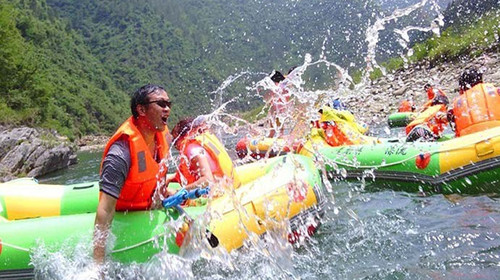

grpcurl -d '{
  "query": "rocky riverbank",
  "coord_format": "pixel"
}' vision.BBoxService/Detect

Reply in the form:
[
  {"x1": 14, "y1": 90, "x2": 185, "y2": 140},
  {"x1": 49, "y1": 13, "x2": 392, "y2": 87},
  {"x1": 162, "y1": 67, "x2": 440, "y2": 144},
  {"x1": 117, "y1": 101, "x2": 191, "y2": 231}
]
[
  {"x1": 346, "y1": 52, "x2": 500, "y2": 125},
  {"x1": 76, "y1": 135, "x2": 109, "y2": 152},
  {"x1": 0, "y1": 126, "x2": 79, "y2": 182}
]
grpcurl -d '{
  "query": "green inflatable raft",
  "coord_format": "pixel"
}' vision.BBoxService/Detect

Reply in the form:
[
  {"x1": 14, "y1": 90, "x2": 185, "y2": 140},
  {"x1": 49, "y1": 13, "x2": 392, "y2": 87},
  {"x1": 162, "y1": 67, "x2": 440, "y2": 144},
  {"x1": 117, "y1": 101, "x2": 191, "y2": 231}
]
[
  {"x1": 319, "y1": 126, "x2": 500, "y2": 194},
  {"x1": 387, "y1": 112, "x2": 416, "y2": 128},
  {"x1": 0, "y1": 154, "x2": 326, "y2": 278}
]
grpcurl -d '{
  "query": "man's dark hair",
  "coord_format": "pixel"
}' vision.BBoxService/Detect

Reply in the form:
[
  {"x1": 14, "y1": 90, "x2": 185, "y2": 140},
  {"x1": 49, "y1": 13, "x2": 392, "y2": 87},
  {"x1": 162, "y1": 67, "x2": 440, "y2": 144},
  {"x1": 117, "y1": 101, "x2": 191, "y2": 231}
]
[
  {"x1": 424, "y1": 83, "x2": 432, "y2": 91},
  {"x1": 459, "y1": 67, "x2": 483, "y2": 91},
  {"x1": 270, "y1": 71, "x2": 285, "y2": 83},
  {"x1": 130, "y1": 84, "x2": 166, "y2": 119}
]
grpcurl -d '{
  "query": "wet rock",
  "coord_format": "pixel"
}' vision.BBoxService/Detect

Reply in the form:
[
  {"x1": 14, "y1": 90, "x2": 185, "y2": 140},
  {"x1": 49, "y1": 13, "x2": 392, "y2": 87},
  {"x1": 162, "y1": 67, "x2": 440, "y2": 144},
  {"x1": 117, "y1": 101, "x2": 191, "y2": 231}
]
[
  {"x1": 77, "y1": 135, "x2": 108, "y2": 151},
  {"x1": 0, "y1": 127, "x2": 77, "y2": 182},
  {"x1": 393, "y1": 86, "x2": 408, "y2": 96}
]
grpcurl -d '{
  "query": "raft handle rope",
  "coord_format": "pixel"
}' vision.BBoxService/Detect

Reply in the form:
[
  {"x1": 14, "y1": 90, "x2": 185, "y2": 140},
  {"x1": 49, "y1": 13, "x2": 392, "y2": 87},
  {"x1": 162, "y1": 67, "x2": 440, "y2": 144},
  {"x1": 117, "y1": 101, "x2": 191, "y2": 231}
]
[
  {"x1": 0, "y1": 241, "x2": 30, "y2": 252},
  {"x1": 1, "y1": 188, "x2": 212, "y2": 254},
  {"x1": 0, "y1": 228, "x2": 182, "y2": 255},
  {"x1": 0, "y1": 230, "x2": 176, "y2": 255}
]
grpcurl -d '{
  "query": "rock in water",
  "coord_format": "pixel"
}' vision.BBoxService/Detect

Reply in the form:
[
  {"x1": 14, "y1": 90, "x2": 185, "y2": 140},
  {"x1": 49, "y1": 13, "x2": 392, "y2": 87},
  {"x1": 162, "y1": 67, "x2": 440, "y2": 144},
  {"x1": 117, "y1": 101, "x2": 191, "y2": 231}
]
[{"x1": 0, "y1": 126, "x2": 77, "y2": 182}]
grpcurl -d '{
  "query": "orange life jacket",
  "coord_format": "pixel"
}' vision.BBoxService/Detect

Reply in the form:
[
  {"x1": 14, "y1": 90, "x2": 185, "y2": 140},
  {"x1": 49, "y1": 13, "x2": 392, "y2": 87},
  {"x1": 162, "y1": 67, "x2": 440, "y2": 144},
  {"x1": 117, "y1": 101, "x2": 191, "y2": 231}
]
[
  {"x1": 177, "y1": 142, "x2": 223, "y2": 184},
  {"x1": 422, "y1": 88, "x2": 448, "y2": 111},
  {"x1": 427, "y1": 87, "x2": 447, "y2": 100},
  {"x1": 427, "y1": 87, "x2": 435, "y2": 100},
  {"x1": 453, "y1": 83, "x2": 500, "y2": 136},
  {"x1": 398, "y1": 100, "x2": 415, "y2": 112},
  {"x1": 101, "y1": 117, "x2": 170, "y2": 211},
  {"x1": 177, "y1": 131, "x2": 238, "y2": 187},
  {"x1": 319, "y1": 122, "x2": 355, "y2": 147}
]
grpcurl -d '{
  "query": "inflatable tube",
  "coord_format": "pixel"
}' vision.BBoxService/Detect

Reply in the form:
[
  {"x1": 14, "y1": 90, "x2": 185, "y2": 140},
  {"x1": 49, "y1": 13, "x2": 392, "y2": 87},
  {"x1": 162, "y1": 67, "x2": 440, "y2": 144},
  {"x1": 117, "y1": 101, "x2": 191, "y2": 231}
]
[
  {"x1": 0, "y1": 154, "x2": 326, "y2": 275},
  {"x1": 236, "y1": 123, "x2": 377, "y2": 161},
  {"x1": 388, "y1": 112, "x2": 417, "y2": 127},
  {"x1": 0, "y1": 178, "x2": 99, "y2": 220},
  {"x1": 235, "y1": 137, "x2": 291, "y2": 159},
  {"x1": 296, "y1": 124, "x2": 380, "y2": 158},
  {"x1": 236, "y1": 107, "x2": 371, "y2": 160},
  {"x1": 319, "y1": 126, "x2": 500, "y2": 194}
]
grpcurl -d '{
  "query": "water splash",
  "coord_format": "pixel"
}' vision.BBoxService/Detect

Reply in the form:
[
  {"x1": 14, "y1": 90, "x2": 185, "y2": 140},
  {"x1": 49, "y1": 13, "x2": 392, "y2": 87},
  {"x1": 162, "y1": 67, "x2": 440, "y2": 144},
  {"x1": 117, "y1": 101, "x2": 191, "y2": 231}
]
[
  {"x1": 363, "y1": 0, "x2": 444, "y2": 82},
  {"x1": 33, "y1": 1, "x2": 482, "y2": 279}
]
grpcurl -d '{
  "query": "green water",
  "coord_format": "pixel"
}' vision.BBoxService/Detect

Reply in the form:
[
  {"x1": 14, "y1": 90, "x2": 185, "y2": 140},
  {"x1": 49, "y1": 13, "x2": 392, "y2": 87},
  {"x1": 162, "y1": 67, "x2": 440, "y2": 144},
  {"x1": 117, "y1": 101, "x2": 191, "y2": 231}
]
[
  {"x1": 192, "y1": 189, "x2": 500, "y2": 279},
  {"x1": 38, "y1": 150, "x2": 102, "y2": 185}
]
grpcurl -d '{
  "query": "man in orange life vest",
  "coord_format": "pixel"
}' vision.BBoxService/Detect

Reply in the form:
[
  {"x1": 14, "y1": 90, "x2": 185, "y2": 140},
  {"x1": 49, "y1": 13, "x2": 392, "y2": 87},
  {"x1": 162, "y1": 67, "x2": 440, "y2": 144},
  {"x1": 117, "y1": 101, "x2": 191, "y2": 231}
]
[
  {"x1": 448, "y1": 67, "x2": 500, "y2": 137},
  {"x1": 420, "y1": 83, "x2": 449, "y2": 112},
  {"x1": 405, "y1": 83, "x2": 450, "y2": 142},
  {"x1": 93, "y1": 84, "x2": 172, "y2": 265}
]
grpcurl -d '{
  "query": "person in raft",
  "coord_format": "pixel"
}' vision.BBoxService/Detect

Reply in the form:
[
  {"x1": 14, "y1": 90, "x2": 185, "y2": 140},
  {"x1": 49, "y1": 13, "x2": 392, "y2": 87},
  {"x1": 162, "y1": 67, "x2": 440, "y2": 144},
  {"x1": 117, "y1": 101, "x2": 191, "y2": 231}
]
[
  {"x1": 93, "y1": 84, "x2": 173, "y2": 265},
  {"x1": 419, "y1": 83, "x2": 449, "y2": 112},
  {"x1": 264, "y1": 70, "x2": 290, "y2": 138},
  {"x1": 448, "y1": 67, "x2": 500, "y2": 137},
  {"x1": 405, "y1": 83, "x2": 450, "y2": 142},
  {"x1": 400, "y1": 83, "x2": 448, "y2": 114},
  {"x1": 331, "y1": 97, "x2": 348, "y2": 111},
  {"x1": 398, "y1": 99, "x2": 415, "y2": 113},
  {"x1": 166, "y1": 117, "x2": 239, "y2": 196}
]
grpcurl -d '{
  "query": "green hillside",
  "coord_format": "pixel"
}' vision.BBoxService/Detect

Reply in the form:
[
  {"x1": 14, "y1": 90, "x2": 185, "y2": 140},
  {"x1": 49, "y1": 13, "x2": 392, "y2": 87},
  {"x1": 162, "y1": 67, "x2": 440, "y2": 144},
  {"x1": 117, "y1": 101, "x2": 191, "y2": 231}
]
[
  {"x1": 367, "y1": 1, "x2": 500, "y2": 80},
  {"x1": 46, "y1": 0, "x2": 378, "y2": 111},
  {"x1": 1, "y1": 0, "x2": 494, "y2": 139},
  {"x1": 2, "y1": 0, "x2": 381, "y2": 139},
  {"x1": 0, "y1": 0, "x2": 128, "y2": 139}
]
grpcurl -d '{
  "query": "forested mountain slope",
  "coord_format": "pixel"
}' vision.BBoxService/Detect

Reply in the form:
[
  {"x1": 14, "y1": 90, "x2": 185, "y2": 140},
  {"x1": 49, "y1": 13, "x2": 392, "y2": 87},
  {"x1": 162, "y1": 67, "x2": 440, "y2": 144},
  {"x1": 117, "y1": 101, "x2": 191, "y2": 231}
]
[
  {"x1": 0, "y1": 0, "x2": 496, "y2": 139},
  {"x1": 0, "y1": 0, "x2": 127, "y2": 138},
  {"x1": 46, "y1": 0, "x2": 379, "y2": 113}
]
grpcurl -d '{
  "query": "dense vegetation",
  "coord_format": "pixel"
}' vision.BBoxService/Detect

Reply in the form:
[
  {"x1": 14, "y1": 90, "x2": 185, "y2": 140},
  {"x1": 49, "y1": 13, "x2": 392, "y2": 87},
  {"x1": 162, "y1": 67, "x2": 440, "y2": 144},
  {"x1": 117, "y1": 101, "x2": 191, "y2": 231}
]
[
  {"x1": 366, "y1": 0, "x2": 500, "y2": 80},
  {"x1": 0, "y1": 0, "x2": 127, "y2": 139},
  {"x1": 1, "y1": 0, "x2": 381, "y2": 138},
  {"x1": 0, "y1": 0, "x2": 496, "y2": 139},
  {"x1": 46, "y1": 0, "x2": 380, "y2": 112},
  {"x1": 443, "y1": 0, "x2": 500, "y2": 28}
]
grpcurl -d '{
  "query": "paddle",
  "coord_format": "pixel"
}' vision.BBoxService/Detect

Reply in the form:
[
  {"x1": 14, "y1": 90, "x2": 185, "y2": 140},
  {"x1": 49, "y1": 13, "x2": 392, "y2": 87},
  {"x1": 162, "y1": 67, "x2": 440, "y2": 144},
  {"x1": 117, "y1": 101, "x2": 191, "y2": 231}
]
[{"x1": 162, "y1": 188, "x2": 219, "y2": 248}]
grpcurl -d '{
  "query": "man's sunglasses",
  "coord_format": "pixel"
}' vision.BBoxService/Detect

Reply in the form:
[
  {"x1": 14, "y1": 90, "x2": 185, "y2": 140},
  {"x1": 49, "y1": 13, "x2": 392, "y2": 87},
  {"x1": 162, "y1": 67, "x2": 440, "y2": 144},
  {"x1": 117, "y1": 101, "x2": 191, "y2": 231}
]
[{"x1": 144, "y1": 100, "x2": 172, "y2": 109}]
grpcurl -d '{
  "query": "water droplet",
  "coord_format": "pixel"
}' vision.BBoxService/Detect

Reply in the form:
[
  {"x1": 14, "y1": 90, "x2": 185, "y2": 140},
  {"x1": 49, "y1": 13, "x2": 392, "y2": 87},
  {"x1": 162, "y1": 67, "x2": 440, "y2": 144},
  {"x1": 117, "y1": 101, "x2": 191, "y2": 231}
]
[
  {"x1": 384, "y1": 126, "x2": 391, "y2": 135},
  {"x1": 340, "y1": 168, "x2": 347, "y2": 178}
]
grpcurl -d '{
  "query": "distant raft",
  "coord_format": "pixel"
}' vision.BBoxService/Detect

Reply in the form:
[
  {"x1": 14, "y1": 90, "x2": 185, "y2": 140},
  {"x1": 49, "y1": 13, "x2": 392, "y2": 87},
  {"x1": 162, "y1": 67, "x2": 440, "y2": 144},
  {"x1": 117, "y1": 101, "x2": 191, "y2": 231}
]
[
  {"x1": 236, "y1": 106, "x2": 376, "y2": 159},
  {"x1": 0, "y1": 154, "x2": 326, "y2": 277},
  {"x1": 319, "y1": 126, "x2": 500, "y2": 194},
  {"x1": 235, "y1": 136, "x2": 292, "y2": 159},
  {"x1": 387, "y1": 111, "x2": 417, "y2": 128}
]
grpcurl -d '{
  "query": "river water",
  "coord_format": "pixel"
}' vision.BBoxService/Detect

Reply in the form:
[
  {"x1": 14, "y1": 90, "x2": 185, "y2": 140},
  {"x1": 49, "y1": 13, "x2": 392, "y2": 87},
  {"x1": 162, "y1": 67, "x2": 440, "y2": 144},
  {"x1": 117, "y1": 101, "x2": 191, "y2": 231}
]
[
  {"x1": 36, "y1": 135, "x2": 500, "y2": 279},
  {"x1": 38, "y1": 150, "x2": 102, "y2": 185}
]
